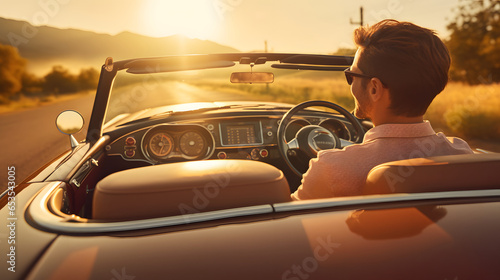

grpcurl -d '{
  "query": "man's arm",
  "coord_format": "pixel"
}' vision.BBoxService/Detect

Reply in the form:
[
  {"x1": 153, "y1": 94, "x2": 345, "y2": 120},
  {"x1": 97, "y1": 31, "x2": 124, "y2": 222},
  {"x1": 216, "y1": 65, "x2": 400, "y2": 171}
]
[{"x1": 291, "y1": 150, "x2": 339, "y2": 200}]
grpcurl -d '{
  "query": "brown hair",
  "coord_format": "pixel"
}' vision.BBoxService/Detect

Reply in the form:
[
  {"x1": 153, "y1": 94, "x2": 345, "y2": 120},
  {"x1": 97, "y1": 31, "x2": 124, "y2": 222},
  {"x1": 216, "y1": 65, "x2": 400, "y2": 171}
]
[{"x1": 354, "y1": 19, "x2": 450, "y2": 117}]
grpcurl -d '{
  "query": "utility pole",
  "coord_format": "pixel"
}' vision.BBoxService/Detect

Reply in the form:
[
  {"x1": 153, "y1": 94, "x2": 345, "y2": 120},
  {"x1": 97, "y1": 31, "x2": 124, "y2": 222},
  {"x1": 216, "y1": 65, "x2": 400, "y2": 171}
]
[
  {"x1": 350, "y1": 6, "x2": 364, "y2": 27},
  {"x1": 264, "y1": 40, "x2": 268, "y2": 53}
]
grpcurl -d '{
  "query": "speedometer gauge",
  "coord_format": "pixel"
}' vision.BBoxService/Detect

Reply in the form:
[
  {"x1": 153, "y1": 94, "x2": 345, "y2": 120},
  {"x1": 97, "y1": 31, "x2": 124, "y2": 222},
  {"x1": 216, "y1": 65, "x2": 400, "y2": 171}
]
[
  {"x1": 148, "y1": 132, "x2": 173, "y2": 157},
  {"x1": 179, "y1": 131, "x2": 205, "y2": 157}
]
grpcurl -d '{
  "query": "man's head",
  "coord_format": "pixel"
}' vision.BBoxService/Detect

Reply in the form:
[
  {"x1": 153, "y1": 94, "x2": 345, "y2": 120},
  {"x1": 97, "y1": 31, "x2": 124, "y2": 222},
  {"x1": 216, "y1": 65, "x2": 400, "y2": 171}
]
[{"x1": 348, "y1": 19, "x2": 451, "y2": 121}]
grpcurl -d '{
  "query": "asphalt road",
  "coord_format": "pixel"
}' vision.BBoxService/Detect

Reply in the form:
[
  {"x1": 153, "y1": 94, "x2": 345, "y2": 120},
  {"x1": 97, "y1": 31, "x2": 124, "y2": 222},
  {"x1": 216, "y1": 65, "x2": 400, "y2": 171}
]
[
  {"x1": 0, "y1": 82, "x2": 263, "y2": 193},
  {"x1": 0, "y1": 94, "x2": 94, "y2": 193}
]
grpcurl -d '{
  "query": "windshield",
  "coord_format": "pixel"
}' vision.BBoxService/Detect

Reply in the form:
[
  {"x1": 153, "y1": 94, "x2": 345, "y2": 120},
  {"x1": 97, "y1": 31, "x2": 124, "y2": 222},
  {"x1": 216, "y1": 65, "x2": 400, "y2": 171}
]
[{"x1": 105, "y1": 63, "x2": 351, "y2": 124}]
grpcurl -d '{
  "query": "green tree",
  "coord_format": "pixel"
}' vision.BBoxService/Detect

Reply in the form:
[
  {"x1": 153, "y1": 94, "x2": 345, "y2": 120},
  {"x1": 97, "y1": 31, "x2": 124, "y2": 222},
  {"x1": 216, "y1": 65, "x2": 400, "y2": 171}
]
[
  {"x1": 0, "y1": 43, "x2": 26, "y2": 102},
  {"x1": 446, "y1": 0, "x2": 500, "y2": 84},
  {"x1": 43, "y1": 65, "x2": 78, "y2": 94}
]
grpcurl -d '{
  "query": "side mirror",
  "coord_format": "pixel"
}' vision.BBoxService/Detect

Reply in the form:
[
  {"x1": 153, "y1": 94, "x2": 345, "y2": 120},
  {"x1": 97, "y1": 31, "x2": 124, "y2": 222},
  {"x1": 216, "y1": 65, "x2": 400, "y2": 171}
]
[
  {"x1": 56, "y1": 110, "x2": 84, "y2": 149},
  {"x1": 230, "y1": 72, "x2": 274, "y2": 83}
]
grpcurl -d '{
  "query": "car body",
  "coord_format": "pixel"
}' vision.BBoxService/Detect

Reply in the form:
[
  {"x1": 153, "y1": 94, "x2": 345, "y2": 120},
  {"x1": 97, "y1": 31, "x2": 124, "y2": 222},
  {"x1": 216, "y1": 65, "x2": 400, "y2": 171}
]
[{"x1": 1, "y1": 53, "x2": 500, "y2": 280}]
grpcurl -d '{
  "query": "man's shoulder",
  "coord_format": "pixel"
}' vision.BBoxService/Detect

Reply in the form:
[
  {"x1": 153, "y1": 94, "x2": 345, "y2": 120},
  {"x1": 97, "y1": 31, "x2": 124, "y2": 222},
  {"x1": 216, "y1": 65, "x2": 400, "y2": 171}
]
[
  {"x1": 444, "y1": 134, "x2": 469, "y2": 145},
  {"x1": 317, "y1": 142, "x2": 374, "y2": 160},
  {"x1": 436, "y1": 133, "x2": 474, "y2": 153}
]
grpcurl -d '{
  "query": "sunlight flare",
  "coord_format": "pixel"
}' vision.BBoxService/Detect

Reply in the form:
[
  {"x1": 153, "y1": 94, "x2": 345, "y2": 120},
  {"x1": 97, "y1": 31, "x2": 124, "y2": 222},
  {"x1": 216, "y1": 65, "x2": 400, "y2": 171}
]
[{"x1": 142, "y1": 0, "x2": 218, "y2": 39}]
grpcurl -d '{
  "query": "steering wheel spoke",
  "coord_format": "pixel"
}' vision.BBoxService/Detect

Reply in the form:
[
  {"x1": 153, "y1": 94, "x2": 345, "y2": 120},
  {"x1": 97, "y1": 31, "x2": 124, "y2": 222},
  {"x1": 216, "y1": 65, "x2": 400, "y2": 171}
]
[
  {"x1": 339, "y1": 138, "x2": 355, "y2": 148},
  {"x1": 287, "y1": 138, "x2": 300, "y2": 150}
]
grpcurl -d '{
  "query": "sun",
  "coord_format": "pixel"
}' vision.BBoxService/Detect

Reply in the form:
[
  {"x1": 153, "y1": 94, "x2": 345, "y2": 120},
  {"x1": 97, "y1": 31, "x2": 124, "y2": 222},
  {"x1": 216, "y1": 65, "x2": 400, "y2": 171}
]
[{"x1": 142, "y1": 0, "x2": 218, "y2": 39}]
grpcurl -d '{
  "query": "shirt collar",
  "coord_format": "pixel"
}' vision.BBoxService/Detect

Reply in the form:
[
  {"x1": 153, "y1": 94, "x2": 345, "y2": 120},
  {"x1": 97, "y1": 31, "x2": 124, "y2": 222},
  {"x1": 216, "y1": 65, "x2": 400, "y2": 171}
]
[{"x1": 363, "y1": 121, "x2": 436, "y2": 143}]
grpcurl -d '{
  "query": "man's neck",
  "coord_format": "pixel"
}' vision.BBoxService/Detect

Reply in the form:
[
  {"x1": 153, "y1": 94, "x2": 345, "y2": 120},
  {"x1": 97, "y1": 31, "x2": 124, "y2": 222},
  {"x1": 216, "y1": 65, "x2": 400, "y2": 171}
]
[{"x1": 372, "y1": 115, "x2": 424, "y2": 126}]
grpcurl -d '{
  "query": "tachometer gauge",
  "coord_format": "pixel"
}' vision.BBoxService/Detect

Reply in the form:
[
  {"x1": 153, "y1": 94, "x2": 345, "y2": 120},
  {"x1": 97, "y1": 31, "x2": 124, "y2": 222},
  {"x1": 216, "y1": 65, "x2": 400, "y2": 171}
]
[
  {"x1": 319, "y1": 119, "x2": 351, "y2": 140},
  {"x1": 179, "y1": 131, "x2": 206, "y2": 157},
  {"x1": 148, "y1": 132, "x2": 173, "y2": 157}
]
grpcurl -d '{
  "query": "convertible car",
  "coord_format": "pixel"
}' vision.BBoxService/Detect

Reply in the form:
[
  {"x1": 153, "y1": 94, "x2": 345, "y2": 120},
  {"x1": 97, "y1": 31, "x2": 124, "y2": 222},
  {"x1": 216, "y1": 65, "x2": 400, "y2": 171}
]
[{"x1": 1, "y1": 53, "x2": 500, "y2": 279}]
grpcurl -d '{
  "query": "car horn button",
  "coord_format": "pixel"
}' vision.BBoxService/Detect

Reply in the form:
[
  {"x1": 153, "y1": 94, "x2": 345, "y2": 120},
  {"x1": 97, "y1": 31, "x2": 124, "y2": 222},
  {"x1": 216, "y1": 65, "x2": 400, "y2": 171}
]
[{"x1": 309, "y1": 129, "x2": 336, "y2": 151}]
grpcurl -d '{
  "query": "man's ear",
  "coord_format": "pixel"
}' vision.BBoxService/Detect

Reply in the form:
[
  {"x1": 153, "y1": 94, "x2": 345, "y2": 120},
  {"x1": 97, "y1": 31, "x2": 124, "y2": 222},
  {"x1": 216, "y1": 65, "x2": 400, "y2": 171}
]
[{"x1": 368, "y1": 78, "x2": 386, "y2": 102}]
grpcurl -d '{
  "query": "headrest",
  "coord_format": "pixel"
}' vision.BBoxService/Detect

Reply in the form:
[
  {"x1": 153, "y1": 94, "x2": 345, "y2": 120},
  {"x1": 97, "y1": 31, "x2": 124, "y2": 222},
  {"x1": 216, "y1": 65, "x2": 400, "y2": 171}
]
[
  {"x1": 93, "y1": 160, "x2": 291, "y2": 220},
  {"x1": 364, "y1": 153, "x2": 500, "y2": 195}
]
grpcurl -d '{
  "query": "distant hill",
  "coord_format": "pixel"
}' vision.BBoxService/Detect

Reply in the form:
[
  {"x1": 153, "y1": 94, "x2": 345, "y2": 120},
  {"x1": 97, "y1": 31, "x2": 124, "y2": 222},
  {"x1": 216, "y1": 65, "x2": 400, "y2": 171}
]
[{"x1": 0, "y1": 17, "x2": 239, "y2": 74}]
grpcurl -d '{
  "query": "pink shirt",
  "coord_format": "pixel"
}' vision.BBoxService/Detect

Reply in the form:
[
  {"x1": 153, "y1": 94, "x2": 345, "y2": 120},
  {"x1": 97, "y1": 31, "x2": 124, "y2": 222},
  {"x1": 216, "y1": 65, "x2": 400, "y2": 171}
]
[{"x1": 291, "y1": 121, "x2": 473, "y2": 200}]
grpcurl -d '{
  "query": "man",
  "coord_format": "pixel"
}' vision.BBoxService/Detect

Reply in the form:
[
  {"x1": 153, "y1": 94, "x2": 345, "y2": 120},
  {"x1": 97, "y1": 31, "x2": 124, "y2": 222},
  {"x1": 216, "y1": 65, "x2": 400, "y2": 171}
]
[{"x1": 291, "y1": 19, "x2": 473, "y2": 200}]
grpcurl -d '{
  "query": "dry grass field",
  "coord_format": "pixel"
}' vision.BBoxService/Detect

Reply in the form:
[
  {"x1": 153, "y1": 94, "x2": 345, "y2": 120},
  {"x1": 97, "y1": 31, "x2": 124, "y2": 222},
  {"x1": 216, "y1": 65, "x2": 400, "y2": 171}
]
[{"x1": 426, "y1": 82, "x2": 500, "y2": 140}]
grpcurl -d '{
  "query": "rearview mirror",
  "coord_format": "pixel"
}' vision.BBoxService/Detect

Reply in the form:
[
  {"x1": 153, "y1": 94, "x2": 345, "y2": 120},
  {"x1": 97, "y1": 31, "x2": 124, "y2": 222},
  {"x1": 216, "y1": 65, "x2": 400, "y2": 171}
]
[{"x1": 230, "y1": 72, "x2": 274, "y2": 83}]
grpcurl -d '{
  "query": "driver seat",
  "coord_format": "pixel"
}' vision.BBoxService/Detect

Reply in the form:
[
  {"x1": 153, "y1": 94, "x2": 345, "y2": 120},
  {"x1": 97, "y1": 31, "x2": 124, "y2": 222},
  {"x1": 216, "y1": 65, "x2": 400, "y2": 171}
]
[{"x1": 363, "y1": 153, "x2": 500, "y2": 195}]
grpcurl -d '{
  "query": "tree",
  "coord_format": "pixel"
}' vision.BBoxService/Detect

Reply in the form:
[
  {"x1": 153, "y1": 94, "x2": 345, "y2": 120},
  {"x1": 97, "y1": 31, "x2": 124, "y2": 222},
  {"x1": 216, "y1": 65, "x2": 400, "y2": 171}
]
[
  {"x1": 446, "y1": 0, "x2": 500, "y2": 84},
  {"x1": 0, "y1": 43, "x2": 26, "y2": 102},
  {"x1": 77, "y1": 67, "x2": 99, "y2": 90},
  {"x1": 21, "y1": 72, "x2": 43, "y2": 94},
  {"x1": 43, "y1": 65, "x2": 78, "y2": 94},
  {"x1": 332, "y1": 48, "x2": 357, "y2": 56}
]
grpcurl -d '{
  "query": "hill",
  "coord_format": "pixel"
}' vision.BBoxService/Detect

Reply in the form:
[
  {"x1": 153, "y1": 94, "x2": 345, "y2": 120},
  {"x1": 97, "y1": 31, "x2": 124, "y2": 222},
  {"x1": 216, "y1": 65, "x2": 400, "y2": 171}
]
[{"x1": 0, "y1": 17, "x2": 239, "y2": 74}]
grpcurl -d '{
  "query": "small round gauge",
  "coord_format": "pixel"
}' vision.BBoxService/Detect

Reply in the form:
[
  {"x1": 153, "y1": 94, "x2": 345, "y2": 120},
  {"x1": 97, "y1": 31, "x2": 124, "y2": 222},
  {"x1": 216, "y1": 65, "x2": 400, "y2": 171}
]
[
  {"x1": 148, "y1": 132, "x2": 173, "y2": 157},
  {"x1": 179, "y1": 131, "x2": 206, "y2": 157},
  {"x1": 285, "y1": 119, "x2": 310, "y2": 141}
]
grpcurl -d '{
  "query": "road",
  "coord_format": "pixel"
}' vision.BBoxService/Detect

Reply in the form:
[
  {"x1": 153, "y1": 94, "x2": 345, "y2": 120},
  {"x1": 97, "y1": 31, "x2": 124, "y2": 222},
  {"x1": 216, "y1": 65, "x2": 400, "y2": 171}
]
[
  {"x1": 0, "y1": 82, "x2": 264, "y2": 193},
  {"x1": 0, "y1": 94, "x2": 94, "y2": 193}
]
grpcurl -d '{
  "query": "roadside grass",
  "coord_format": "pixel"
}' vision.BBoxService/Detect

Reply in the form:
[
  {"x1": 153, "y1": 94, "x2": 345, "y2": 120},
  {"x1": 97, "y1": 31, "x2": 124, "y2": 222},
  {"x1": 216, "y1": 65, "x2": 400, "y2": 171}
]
[
  {"x1": 191, "y1": 77, "x2": 355, "y2": 109},
  {"x1": 425, "y1": 82, "x2": 500, "y2": 141},
  {"x1": 0, "y1": 91, "x2": 92, "y2": 114}
]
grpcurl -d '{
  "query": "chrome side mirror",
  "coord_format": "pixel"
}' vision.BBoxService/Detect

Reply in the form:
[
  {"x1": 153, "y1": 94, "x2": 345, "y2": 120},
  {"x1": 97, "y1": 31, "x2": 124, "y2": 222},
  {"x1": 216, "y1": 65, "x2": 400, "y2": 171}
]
[{"x1": 56, "y1": 110, "x2": 84, "y2": 149}]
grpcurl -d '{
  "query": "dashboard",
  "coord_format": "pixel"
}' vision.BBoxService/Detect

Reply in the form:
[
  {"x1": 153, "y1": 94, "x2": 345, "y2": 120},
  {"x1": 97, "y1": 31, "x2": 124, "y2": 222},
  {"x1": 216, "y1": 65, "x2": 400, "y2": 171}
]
[{"x1": 105, "y1": 115, "x2": 355, "y2": 165}]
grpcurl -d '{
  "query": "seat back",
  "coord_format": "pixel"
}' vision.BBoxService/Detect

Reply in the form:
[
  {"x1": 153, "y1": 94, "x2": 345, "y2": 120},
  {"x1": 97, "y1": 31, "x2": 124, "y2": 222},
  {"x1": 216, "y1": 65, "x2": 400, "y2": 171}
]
[
  {"x1": 363, "y1": 153, "x2": 500, "y2": 195},
  {"x1": 93, "y1": 160, "x2": 291, "y2": 220}
]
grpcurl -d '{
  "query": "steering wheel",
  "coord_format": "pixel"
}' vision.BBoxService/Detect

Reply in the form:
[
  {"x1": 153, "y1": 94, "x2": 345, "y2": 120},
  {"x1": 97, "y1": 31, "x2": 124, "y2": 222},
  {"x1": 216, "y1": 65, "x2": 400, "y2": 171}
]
[{"x1": 277, "y1": 100, "x2": 365, "y2": 177}]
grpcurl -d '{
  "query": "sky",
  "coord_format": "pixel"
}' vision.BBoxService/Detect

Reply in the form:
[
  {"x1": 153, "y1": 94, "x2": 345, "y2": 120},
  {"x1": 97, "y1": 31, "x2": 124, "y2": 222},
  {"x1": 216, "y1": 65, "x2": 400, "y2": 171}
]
[{"x1": 1, "y1": 0, "x2": 461, "y2": 53}]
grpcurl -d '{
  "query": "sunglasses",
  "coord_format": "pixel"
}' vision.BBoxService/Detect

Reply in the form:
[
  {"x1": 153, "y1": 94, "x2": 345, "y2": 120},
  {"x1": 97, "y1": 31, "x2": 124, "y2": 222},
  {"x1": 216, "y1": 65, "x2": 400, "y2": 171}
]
[{"x1": 344, "y1": 68, "x2": 377, "y2": 85}]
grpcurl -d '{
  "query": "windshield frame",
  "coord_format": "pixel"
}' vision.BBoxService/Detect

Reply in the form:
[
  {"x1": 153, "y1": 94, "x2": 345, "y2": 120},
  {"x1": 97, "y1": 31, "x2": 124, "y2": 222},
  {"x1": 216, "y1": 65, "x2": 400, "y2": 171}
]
[{"x1": 86, "y1": 53, "x2": 354, "y2": 145}]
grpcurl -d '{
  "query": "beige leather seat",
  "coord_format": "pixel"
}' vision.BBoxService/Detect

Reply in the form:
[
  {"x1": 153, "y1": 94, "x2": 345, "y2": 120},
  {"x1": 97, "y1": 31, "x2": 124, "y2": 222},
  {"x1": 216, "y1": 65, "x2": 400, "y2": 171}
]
[
  {"x1": 93, "y1": 160, "x2": 291, "y2": 220},
  {"x1": 363, "y1": 153, "x2": 500, "y2": 195}
]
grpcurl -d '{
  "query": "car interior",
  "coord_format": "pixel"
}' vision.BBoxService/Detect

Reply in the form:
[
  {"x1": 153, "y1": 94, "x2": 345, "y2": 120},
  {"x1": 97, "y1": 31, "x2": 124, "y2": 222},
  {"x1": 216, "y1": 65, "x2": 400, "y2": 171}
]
[
  {"x1": 56, "y1": 106, "x2": 365, "y2": 220},
  {"x1": 38, "y1": 54, "x2": 500, "y2": 227},
  {"x1": 47, "y1": 109, "x2": 500, "y2": 223}
]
